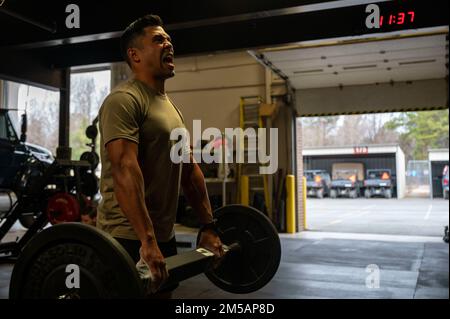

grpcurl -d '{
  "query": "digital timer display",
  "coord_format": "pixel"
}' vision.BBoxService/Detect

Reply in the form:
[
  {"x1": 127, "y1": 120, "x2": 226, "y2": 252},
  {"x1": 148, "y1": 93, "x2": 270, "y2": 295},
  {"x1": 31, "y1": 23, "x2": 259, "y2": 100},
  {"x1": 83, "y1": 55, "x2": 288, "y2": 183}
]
[{"x1": 380, "y1": 11, "x2": 415, "y2": 26}]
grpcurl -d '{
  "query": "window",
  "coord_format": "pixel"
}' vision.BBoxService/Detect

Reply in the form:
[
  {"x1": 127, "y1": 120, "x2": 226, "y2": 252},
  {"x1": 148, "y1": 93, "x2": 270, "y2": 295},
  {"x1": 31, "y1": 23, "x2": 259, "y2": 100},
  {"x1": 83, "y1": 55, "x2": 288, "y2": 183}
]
[
  {"x1": 3, "y1": 81, "x2": 59, "y2": 155},
  {"x1": 70, "y1": 70, "x2": 110, "y2": 161}
]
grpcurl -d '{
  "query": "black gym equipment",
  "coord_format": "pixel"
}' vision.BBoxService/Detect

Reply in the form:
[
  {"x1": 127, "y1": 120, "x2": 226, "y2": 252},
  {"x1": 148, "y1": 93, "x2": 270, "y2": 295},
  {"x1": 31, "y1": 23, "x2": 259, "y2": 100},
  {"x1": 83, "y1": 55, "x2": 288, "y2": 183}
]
[
  {"x1": 79, "y1": 116, "x2": 100, "y2": 172},
  {"x1": 0, "y1": 157, "x2": 95, "y2": 259},
  {"x1": 9, "y1": 205, "x2": 281, "y2": 299},
  {"x1": 0, "y1": 117, "x2": 100, "y2": 260}
]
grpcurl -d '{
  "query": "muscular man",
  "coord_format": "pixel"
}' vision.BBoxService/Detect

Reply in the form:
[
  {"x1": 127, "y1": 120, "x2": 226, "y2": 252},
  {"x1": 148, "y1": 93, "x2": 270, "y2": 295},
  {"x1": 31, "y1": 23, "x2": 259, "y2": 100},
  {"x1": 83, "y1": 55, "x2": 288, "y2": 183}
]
[{"x1": 97, "y1": 14, "x2": 223, "y2": 296}]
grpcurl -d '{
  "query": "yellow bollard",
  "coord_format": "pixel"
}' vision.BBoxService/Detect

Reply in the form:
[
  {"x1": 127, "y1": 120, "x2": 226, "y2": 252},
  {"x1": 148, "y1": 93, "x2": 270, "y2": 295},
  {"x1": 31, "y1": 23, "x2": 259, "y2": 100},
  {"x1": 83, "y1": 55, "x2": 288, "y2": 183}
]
[
  {"x1": 240, "y1": 175, "x2": 249, "y2": 206},
  {"x1": 286, "y1": 175, "x2": 296, "y2": 233}
]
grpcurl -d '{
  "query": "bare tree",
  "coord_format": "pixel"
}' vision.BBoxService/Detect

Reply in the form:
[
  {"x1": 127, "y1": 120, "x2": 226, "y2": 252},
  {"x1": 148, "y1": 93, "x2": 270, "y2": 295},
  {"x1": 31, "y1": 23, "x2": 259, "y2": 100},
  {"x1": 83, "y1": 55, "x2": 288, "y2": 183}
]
[
  {"x1": 69, "y1": 73, "x2": 110, "y2": 159},
  {"x1": 302, "y1": 113, "x2": 402, "y2": 148},
  {"x1": 26, "y1": 96, "x2": 59, "y2": 153},
  {"x1": 302, "y1": 116, "x2": 338, "y2": 147},
  {"x1": 335, "y1": 115, "x2": 364, "y2": 145}
]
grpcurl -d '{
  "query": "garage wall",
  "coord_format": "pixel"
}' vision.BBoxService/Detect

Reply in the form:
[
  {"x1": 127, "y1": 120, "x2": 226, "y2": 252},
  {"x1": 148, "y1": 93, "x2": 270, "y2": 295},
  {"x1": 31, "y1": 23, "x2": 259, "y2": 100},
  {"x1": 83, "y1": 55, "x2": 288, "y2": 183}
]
[
  {"x1": 166, "y1": 52, "x2": 266, "y2": 134},
  {"x1": 295, "y1": 118, "x2": 305, "y2": 231},
  {"x1": 272, "y1": 105, "x2": 294, "y2": 176},
  {"x1": 296, "y1": 79, "x2": 448, "y2": 116}
]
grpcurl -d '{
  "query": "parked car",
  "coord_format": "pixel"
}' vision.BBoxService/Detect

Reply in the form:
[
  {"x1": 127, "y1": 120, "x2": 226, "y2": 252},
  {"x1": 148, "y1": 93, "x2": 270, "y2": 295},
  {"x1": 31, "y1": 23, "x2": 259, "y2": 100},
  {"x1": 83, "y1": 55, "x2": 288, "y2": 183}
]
[
  {"x1": 0, "y1": 109, "x2": 54, "y2": 227},
  {"x1": 364, "y1": 169, "x2": 393, "y2": 199},
  {"x1": 0, "y1": 110, "x2": 54, "y2": 189},
  {"x1": 330, "y1": 163, "x2": 364, "y2": 199},
  {"x1": 305, "y1": 170, "x2": 331, "y2": 198},
  {"x1": 442, "y1": 165, "x2": 449, "y2": 200}
]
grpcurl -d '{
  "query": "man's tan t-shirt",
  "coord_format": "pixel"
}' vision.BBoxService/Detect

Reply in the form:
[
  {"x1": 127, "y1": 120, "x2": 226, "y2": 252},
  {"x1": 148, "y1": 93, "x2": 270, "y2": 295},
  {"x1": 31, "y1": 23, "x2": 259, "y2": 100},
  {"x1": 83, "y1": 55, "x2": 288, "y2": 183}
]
[{"x1": 97, "y1": 78, "x2": 187, "y2": 242}]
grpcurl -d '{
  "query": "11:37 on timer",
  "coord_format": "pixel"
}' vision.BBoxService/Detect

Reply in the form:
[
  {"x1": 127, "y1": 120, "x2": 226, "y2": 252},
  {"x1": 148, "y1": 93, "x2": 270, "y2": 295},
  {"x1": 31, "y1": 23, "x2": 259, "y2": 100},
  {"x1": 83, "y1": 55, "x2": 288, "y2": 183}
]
[{"x1": 380, "y1": 11, "x2": 415, "y2": 26}]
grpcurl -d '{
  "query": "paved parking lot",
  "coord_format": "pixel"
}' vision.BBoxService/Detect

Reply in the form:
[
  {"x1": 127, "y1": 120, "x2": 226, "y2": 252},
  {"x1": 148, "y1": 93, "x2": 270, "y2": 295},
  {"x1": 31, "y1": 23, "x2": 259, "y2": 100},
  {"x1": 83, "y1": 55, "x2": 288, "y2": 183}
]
[{"x1": 305, "y1": 198, "x2": 449, "y2": 237}]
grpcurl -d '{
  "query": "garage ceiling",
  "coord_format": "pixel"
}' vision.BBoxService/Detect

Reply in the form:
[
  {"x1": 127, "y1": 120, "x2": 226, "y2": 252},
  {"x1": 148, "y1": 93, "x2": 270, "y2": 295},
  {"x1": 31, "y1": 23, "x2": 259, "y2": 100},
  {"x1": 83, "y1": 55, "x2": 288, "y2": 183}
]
[
  {"x1": 259, "y1": 33, "x2": 448, "y2": 89},
  {"x1": 0, "y1": 0, "x2": 448, "y2": 89}
]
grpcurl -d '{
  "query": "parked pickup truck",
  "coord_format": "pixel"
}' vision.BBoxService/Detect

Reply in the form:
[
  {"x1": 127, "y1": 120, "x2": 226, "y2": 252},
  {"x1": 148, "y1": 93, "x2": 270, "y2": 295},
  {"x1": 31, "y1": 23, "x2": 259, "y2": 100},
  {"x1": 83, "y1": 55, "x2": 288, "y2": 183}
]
[
  {"x1": 305, "y1": 170, "x2": 331, "y2": 199},
  {"x1": 0, "y1": 109, "x2": 54, "y2": 227},
  {"x1": 364, "y1": 169, "x2": 393, "y2": 199},
  {"x1": 330, "y1": 163, "x2": 364, "y2": 199}
]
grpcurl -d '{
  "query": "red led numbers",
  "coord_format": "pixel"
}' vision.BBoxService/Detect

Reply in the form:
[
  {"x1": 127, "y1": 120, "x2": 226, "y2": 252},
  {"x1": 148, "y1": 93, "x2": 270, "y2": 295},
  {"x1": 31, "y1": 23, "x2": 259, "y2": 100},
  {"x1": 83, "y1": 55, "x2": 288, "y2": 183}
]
[
  {"x1": 398, "y1": 12, "x2": 405, "y2": 24},
  {"x1": 379, "y1": 11, "x2": 415, "y2": 27}
]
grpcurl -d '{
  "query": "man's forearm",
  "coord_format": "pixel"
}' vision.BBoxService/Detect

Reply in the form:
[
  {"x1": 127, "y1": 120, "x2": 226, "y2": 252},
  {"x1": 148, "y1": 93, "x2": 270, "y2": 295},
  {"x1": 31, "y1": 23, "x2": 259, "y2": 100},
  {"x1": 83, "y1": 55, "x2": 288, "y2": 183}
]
[
  {"x1": 182, "y1": 163, "x2": 213, "y2": 225},
  {"x1": 112, "y1": 162, "x2": 157, "y2": 245}
]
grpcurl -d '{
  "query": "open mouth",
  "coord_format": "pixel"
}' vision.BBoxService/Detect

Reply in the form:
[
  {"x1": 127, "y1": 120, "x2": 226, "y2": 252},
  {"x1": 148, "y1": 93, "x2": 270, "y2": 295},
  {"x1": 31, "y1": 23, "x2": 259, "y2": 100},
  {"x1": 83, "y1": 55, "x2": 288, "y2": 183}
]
[{"x1": 162, "y1": 52, "x2": 175, "y2": 69}]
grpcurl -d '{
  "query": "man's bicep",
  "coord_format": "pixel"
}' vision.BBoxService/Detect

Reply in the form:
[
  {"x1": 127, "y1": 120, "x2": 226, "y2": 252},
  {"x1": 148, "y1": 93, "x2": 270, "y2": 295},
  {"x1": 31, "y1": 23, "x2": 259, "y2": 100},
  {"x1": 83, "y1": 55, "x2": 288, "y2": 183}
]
[{"x1": 106, "y1": 138, "x2": 139, "y2": 168}]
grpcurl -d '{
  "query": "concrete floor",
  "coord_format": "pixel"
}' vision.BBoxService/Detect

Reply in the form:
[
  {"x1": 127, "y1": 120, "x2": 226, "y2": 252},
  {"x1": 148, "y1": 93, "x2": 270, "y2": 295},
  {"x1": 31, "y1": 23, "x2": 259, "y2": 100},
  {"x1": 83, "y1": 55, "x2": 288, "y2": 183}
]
[
  {"x1": 0, "y1": 198, "x2": 448, "y2": 299},
  {"x1": 170, "y1": 233, "x2": 448, "y2": 299}
]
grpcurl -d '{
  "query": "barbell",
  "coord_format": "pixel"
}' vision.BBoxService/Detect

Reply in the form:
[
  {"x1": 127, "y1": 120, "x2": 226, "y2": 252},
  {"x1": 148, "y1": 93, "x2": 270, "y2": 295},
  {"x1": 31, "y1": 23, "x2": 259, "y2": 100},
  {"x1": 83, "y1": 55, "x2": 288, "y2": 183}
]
[{"x1": 9, "y1": 205, "x2": 281, "y2": 298}]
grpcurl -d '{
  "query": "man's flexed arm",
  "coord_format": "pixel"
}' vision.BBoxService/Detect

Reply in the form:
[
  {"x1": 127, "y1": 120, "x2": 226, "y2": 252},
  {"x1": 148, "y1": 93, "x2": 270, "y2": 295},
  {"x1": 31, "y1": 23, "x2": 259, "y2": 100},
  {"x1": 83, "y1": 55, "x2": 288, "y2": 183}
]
[{"x1": 106, "y1": 138, "x2": 168, "y2": 287}]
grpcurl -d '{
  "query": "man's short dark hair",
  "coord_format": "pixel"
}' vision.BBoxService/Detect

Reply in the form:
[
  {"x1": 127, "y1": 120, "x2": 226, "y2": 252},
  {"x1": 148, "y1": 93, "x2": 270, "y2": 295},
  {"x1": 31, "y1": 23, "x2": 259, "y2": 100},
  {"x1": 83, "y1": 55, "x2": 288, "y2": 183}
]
[{"x1": 120, "y1": 14, "x2": 164, "y2": 67}]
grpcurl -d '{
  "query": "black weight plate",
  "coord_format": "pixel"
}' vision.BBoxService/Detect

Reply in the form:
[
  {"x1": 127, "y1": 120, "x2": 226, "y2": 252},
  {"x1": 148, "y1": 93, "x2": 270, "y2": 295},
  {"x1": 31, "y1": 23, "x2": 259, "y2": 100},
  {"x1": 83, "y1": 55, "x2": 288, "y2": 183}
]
[
  {"x1": 9, "y1": 223, "x2": 144, "y2": 299},
  {"x1": 85, "y1": 125, "x2": 98, "y2": 140},
  {"x1": 80, "y1": 152, "x2": 100, "y2": 170},
  {"x1": 80, "y1": 172, "x2": 99, "y2": 197},
  {"x1": 204, "y1": 205, "x2": 281, "y2": 294}
]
